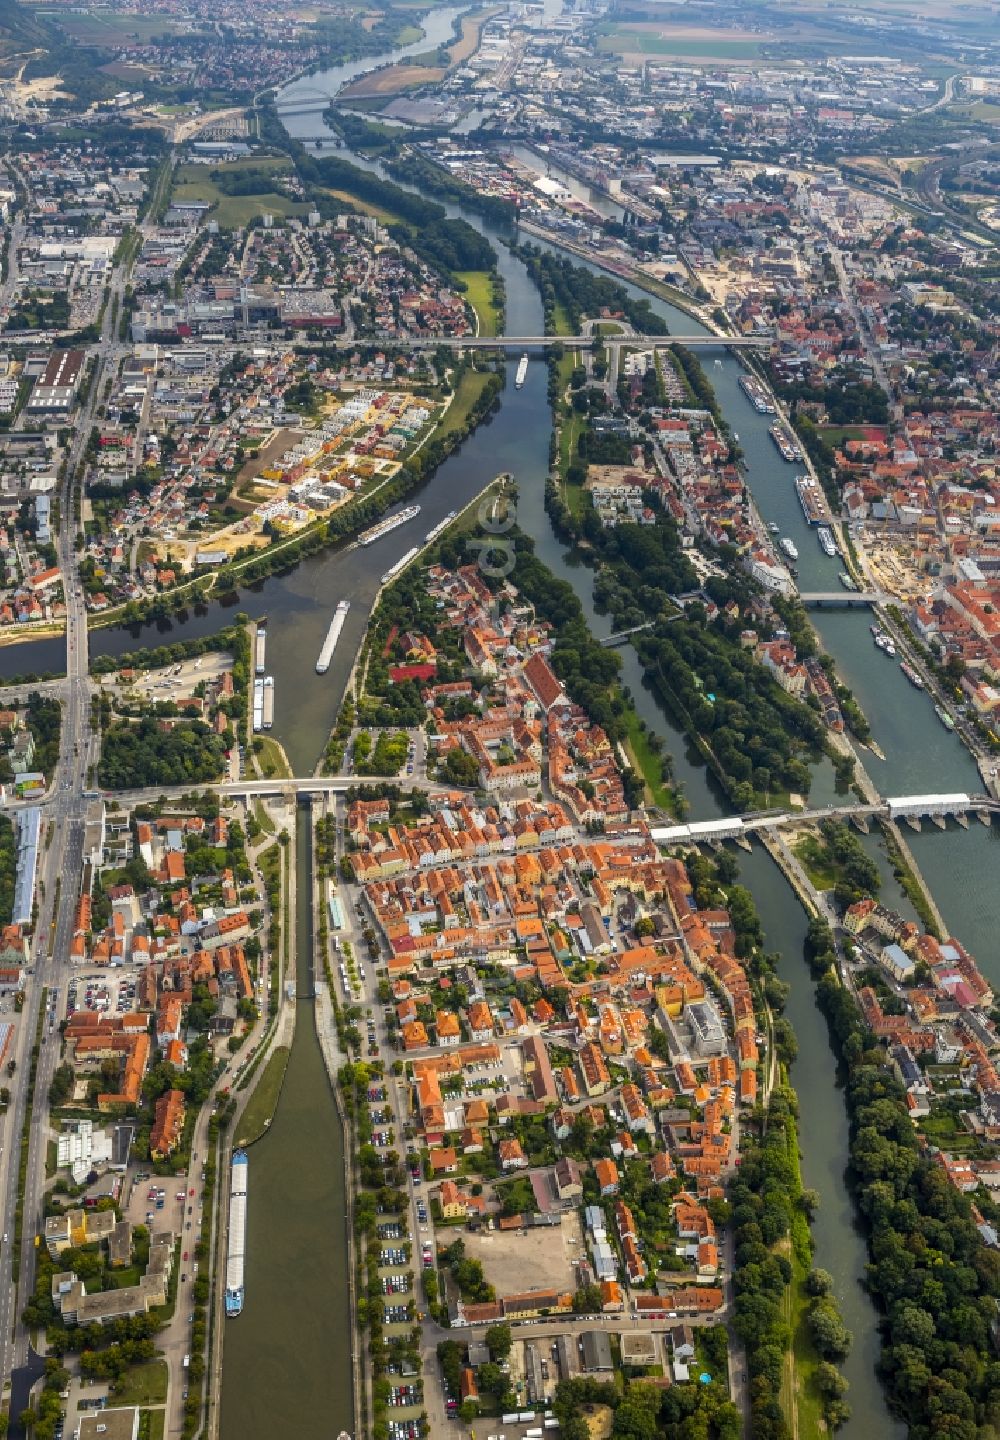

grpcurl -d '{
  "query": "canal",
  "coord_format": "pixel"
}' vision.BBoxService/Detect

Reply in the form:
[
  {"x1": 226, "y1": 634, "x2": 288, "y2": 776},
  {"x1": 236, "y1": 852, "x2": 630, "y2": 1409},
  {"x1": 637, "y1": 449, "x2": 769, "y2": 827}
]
[
  {"x1": 219, "y1": 804, "x2": 353, "y2": 1439},
  {"x1": 9, "y1": 12, "x2": 989, "y2": 1434}
]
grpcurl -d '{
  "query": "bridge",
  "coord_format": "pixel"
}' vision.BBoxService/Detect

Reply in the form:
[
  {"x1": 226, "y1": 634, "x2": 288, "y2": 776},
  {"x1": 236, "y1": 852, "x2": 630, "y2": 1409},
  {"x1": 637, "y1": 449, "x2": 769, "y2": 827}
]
[
  {"x1": 650, "y1": 792, "x2": 998, "y2": 847},
  {"x1": 798, "y1": 590, "x2": 888, "y2": 608},
  {"x1": 278, "y1": 100, "x2": 333, "y2": 116},
  {"x1": 601, "y1": 621, "x2": 656, "y2": 647},
  {"x1": 308, "y1": 333, "x2": 771, "y2": 353}
]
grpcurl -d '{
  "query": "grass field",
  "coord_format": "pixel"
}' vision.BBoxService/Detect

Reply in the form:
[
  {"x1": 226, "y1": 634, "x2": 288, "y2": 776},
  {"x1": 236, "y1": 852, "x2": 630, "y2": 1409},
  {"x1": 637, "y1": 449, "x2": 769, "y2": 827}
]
[
  {"x1": 237, "y1": 1045, "x2": 291, "y2": 1146},
  {"x1": 437, "y1": 367, "x2": 494, "y2": 444},
  {"x1": 596, "y1": 23, "x2": 765, "y2": 59},
  {"x1": 456, "y1": 270, "x2": 497, "y2": 337},
  {"x1": 321, "y1": 185, "x2": 399, "y2": 223},
  {"x1": 792, "y1": 832, "x2": 838, "y2": 892},
  {"x1": 818, "y1": 424, "x2": 886, "y2": 448},
  {"x1": 254, "y1": 734, "x2": 292, "y2": 780},
  {"x1": 114, "y1": 1361, "x2": 168, "y2": 1408},
  {"x1": 782, "y1": 1248, "x2": 829, "y2": 1440},
  {"x1": 253, "y1": 800, "x2": 276, "y2": 836},
  {"x1": 139, "y1": 1412, "x2": 165, "y2": 1440},
  {"x1": 171, "y1": 159, "x2": 309, "y2": 229},
  {"x1": 551, "y1": 300, "x2": 573, "y2": 338}
]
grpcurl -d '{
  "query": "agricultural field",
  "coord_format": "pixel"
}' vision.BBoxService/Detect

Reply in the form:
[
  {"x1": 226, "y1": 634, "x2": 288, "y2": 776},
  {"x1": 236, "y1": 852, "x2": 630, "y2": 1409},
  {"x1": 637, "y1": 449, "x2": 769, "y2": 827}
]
[
  {"x1": 596, "y1": 22, "x2": 768, "y2": 61},
  {"x1": 43, "y1": 9, "x2": 183, "y2": 44},
  {"x1": 340, "y1": 7, "x2": 492, "y2": 97}
]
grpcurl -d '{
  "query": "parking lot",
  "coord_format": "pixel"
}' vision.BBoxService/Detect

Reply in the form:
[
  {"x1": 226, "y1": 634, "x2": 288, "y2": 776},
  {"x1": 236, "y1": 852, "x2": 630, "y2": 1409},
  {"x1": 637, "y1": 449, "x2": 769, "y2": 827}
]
[
  {"x1": 66, "y1": 971, "x2": 140, "y2": 1018},
  {"x1": 102, "y1": 652, "x2": 233, "y2": 707}
]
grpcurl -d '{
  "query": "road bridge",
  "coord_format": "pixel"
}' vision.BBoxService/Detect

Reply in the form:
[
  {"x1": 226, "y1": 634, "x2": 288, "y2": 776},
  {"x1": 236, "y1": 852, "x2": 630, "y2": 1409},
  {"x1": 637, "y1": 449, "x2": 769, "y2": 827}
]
[
  {"x1": 302, "y1": 333, "x2": 771, "y2": 352},
  {"x1": 798, "y1": 590, "x2": 889, "y2": 607}
]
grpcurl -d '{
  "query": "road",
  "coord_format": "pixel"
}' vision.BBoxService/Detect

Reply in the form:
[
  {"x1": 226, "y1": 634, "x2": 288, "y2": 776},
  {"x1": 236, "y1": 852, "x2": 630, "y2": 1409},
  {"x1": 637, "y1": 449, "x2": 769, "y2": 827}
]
[
  {"x1": 826, "y1": 244, "x2": 892, "y2": 399},
  {"x1": 0, "y1": 157, "x2": 181, "y2": 1404}
]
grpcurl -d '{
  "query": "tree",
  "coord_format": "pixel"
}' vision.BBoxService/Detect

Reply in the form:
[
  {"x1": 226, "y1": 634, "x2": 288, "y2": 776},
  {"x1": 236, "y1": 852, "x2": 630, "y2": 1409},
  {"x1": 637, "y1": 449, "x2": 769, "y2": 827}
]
[
  {"x1": 809, "y1": 1299, "x2": 852, "y2": 1361},
  {"x1": 485, "y1": 1321, "x2": 512, "y2": 1360},
  {"x1": 805, "y1": 1267, "x2": 833, "y2": 1297},
  {"x1": 815, "y1": 1362, "x2": 848, "y2": 1400}
]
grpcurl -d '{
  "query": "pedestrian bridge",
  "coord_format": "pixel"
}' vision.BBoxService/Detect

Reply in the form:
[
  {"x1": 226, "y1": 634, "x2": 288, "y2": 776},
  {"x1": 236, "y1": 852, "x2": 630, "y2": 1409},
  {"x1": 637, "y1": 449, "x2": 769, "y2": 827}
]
[{"x1": 600, "y1": 621, "x2": 655, "y2": 647}]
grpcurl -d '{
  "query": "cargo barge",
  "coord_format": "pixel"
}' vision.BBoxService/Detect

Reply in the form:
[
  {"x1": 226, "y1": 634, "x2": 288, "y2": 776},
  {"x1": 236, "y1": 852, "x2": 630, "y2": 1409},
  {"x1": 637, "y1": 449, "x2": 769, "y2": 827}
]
[
  {"x1": 225, "y1": 1151, "x2": 248, "y2": 1318},
  {"x1": 358, "y1": 505, "x2": 420, "y2": 547},
  {"x1": 515, "y1": 353, "x2": 528, "y2": 389},
  {"x1": 252, "y1": 676, "x2": 274, "y2": 731},
  {"x1": 381, "y1": 546, "x2": 420, "y2": 587},
  {"x1": 424, "y1": 510, "x2": 458, "y2": 546},
  {"x1": 254, "y1": 622, "x2": 266, "y2": 677},
  {"x1": 316, "y1": 600, "x2": 351, "y2": 675}
]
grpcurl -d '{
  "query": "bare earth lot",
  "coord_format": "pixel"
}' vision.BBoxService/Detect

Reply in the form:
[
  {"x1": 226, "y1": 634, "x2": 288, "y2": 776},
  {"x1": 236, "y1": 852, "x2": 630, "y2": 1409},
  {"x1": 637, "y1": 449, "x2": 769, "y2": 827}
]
[{"x1": 462, "y1": 1211, "x2": 584, "y2": 1295}]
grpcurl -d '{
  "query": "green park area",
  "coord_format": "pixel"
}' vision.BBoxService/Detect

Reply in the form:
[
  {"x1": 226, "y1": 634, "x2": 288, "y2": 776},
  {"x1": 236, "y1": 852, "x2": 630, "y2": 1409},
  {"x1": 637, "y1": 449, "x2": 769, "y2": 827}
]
[
  {"x1": 455, "y1": 271, "x2": 497, "y2": 337},
  {"x1": 237, "y1": 1045, "x2": 291, "y2": 1146},
  {"x1": 623, "y1": 711, "x2": 675, "y2": 811},
  {"x1": 252, "y1": 733, "x2": 292, "y2": 780},
  {"x1": 170, "y1": 158, "x2": 310, "y2": 229},
  {"x1": 437, "y1": 368, "x2": 495, "y2": 445},
  {"x1": 114, "y1": 1359, "x2": 168, "y2": 1407}
]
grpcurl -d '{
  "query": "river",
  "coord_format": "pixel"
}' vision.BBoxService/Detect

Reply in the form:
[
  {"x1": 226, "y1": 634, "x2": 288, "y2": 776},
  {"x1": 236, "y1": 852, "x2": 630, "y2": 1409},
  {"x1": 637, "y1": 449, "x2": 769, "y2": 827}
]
[
  {"x1": 26, "y1": 11, "x2": 992, "y2": 1435},
  {"x1": 271, "y1": 66, "x2": 909, "y2": 1440}
]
